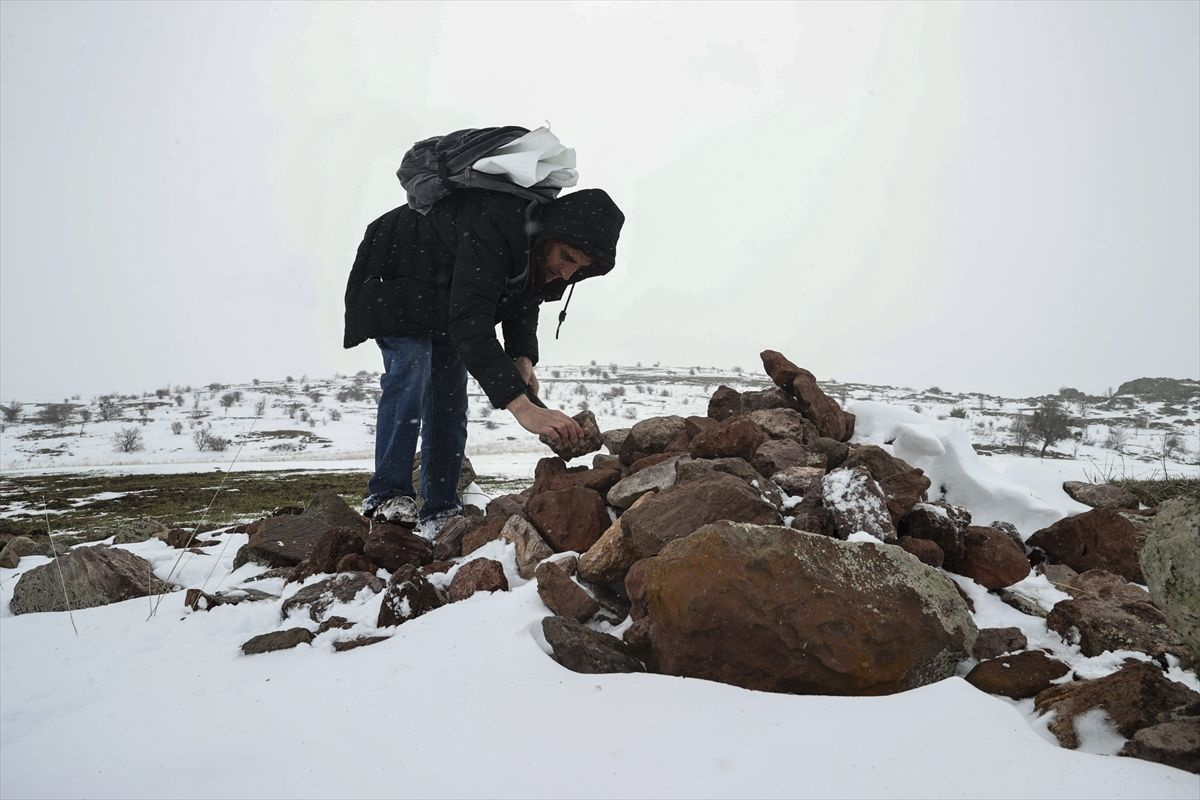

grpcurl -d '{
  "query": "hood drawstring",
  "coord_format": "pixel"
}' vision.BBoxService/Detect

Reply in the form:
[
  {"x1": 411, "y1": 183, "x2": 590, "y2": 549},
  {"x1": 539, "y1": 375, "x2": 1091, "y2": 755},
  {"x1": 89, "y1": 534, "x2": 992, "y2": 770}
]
[{"x1": 555, "y1": 283, "x2": 575, "y2": 340}]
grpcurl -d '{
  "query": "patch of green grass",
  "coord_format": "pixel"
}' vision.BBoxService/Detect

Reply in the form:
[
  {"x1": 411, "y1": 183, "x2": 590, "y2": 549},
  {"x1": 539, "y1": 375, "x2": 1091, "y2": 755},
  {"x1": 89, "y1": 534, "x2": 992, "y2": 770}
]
[{"x1": 1112, "y1": 477, "x2": 1200, "y2": 507}]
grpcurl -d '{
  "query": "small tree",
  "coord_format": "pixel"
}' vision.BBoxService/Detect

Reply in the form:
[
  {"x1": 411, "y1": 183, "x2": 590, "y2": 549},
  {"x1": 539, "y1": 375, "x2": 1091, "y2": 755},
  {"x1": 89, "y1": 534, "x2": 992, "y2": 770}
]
[
  {"x1": 44, "y1": 403, "x2": 73, "y2": 428},
  {"x1": 1010, "y1": 414, "x2": 1037, "y2": 455},
  {"x1": 220, "y1": 392, "x2": 239, "y2": 415},
  {"x1": 1105, "y1": 425, "x2": 1130, "y2": 453},
  {"x1": 77, "y1": 407, "x2": 92, "y2": 437},
  {"x1": 112, "y1": 426, "x2": 144, "y2": 453},
  {"x1": 0, "y1": 402, "x2": 21, "y2": 422},
  {"x1": 1030, "y1": 399, "x2": 1073, "y2": 457},
  {"x1": 97, "y1": 397, "x2": 120, "y2": 421}
]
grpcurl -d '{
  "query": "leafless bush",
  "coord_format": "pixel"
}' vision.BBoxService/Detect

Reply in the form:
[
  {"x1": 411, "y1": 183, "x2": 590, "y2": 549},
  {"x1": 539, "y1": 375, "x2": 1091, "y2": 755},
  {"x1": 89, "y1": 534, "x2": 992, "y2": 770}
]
[
  {"x1": 1010, "y1": 414, "x2": 1036, "y2": 455},
  {"x1": 306, "y1": 390, "x2": 323, "y2": 403},
  {"x1": 44, "y1": 403, "x2": 74, "y2": 427},
  {"x1": 255, "y1": 397, "x2": 267, "y2": 417},
  {"x1": 0, "y1": 402, "x2": 21, "y2": 422},
  {"x1": 329, "y1": 409, "x2": 342, "y2": 421},
  {"x1": 1105, "y1": 426, "x2": 1130, "y2": 453},
  {"x1": 174, "y1": 394, "x2": 185, "y2": 407},
  {"x1": 193, "y1": 427, "x2": 231, "y2": 451},
  {"x1": 287, "y1": 402, "x2": 304, "y2": 419},
  {"x1": 112, "y1": 426, "x2": 144, "y2": 453},
  {"x1": 98, "y1": 397, "x2": 121, "y2": 421},
  {"x1": 171, "y1": 421, "x2": 183, "y2": 435}
]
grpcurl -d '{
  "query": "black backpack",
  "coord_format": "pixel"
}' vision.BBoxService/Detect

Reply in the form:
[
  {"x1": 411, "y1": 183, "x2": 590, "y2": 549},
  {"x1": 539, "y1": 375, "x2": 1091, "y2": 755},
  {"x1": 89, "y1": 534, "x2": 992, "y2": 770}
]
[{"x1": 397, "y1": 126, "x2": 573, "y2": 214}]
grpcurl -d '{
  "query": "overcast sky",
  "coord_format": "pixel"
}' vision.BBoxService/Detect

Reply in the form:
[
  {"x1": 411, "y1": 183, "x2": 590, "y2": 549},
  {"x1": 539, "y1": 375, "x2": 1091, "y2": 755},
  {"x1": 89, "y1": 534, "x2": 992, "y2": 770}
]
[{"x1": 2, "y1": 0, "x2": 1197, "y2": 403}]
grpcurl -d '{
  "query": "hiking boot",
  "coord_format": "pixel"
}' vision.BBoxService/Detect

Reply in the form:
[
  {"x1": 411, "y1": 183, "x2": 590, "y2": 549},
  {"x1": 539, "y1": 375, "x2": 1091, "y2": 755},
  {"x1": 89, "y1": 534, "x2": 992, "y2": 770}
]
[
  {"x1": 376, "y1": 495, "x2": 419, "y2": 526},
  {"x1": 416, "y1": 513, "x2": 464, "y2": 542},
  {"x1": 359, "y1": 494, "x2": 387, "y2": 519}
]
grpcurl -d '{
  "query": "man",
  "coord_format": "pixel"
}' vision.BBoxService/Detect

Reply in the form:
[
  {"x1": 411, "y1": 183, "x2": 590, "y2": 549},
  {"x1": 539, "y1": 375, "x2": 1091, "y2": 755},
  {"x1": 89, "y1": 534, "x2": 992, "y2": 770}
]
[{"x1": 343, "y1": 187, "x2": 625, "y2": 537}]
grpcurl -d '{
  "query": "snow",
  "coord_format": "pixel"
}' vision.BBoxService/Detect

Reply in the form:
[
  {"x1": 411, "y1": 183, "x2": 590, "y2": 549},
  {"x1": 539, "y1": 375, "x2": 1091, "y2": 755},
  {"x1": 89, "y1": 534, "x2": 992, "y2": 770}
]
[{"x1": 2, "y1": 369, "x2": 1198, "y2": 797}]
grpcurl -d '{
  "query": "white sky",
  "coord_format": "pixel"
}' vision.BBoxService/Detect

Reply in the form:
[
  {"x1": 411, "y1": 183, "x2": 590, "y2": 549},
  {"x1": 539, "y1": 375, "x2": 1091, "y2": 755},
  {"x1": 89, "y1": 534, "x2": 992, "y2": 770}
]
[{"x1": 1, "y1": 0, "x2": 1197, "y2": 402}]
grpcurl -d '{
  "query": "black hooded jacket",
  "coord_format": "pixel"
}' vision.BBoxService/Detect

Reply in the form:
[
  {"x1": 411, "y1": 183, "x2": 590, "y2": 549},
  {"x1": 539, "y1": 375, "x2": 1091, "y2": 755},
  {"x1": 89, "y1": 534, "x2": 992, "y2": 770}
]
[{"x1": 344, "y1": 188, "x2": 623, "y2": 408}]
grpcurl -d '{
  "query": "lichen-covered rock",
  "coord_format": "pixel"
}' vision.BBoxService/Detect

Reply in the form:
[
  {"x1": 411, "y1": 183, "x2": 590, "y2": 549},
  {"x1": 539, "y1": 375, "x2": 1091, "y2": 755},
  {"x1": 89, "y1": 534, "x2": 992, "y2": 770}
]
[
  {"x1": 1140, "y1": 495, "x2": 1200, "y2": 662},
  {"x1": 822, "y1": 466, "x2": 896, "y2": 541},
  {"x1": 10, "y1": 546, "x2": 176, "y2": 615},
  {"x1": 625, "y1": 522, "x2": 976, "y2": 696}
]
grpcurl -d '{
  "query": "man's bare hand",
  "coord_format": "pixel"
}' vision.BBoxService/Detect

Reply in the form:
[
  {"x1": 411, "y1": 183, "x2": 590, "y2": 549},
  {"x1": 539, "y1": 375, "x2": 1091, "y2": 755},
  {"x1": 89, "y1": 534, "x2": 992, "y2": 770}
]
[
  {"x1": 514, "y1": 356, "x2": 539, "y2": 397},
  {"x1": 506, "y1": 394, "x2": 582, "y2": 447}
]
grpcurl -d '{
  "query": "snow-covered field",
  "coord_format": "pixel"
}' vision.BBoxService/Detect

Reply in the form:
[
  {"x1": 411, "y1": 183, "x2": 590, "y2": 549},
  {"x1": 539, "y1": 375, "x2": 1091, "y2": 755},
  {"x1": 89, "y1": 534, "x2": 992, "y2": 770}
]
[{"x1": 1, "y1": 366, "x2": 1198, "y2": 798}]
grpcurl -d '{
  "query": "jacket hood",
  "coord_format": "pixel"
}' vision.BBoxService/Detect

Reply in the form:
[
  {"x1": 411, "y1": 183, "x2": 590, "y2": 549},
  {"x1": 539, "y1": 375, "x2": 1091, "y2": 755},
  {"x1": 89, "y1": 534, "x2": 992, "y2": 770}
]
[{"x1": 530, "y1": 189, "x2": 625, "y2": 283}]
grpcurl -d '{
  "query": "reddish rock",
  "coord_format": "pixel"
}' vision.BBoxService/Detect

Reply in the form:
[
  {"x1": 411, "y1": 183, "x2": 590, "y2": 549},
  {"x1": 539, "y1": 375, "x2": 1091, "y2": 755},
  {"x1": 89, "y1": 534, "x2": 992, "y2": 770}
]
[
  {"x1": 748, "y1": 408, "x2": 818, "y2": 444},
  {"x1": 897, "y1": 536, "x2": 944, "y2": 568},
  {"x1": 707, "y1": 385, "x2": 743, "y2": 421},
  {"x1": 363, "y1": 520, "x2": 432, "y2": 572},
  {"x1": 628, "y1": 416, "x2": 689, "y2": 455},
  {"x1": 625, "y1": 522, "x2": 976, "y2": 695},
  {"x1": 238, "y1": 489, "x2": 368, "y2": 568},
  {"x1": 791, "y1": 370, "x2": 853, "y2": 442},
  {"x1": 1046, "y1": 570, "x2": 1190, "y2": 663},
  {"x1": 542, "y1": 410, "x2": 602, "y2": 460},
  {"x1": 790, "y1": 506, "x2": 838, "y2": 538},
  {"x1": 1027, "y1": 508, "x2": 1146, "y2": 583},
  {"x1": 543, "y1": 616, "x2": 645, "y2": 674},
  {"x1": 306, "y1": 527, "x2": 366, "y2": 573},
  {"x1": 742, "y1": 387, "x2": 801, "y2": 413},
  {"x1": 946, "y1": 526, "x2": 1029, "y2": 591},
  {"x1": 771, "y1": 466, "x2": 825, "y2": 500},
  {"x1": 674, "y1": 458, "x2": 780, "y2": 508},
  {"x1": 689, "y1": 416, "x2": 766, "y2": 462},
  {"x1": 377, "y1": 565, "x2": 444, "y2": 627},
  {"x1": 759, "y1": 349, "x2": 804, "y2": 389},
  {"x1": 535, "y1": 560, "x2": 600, "y2": 622},
  {"x1": 899, "y1": 502, "x2": 971, "y2": 564},
  {"x1": 485, "y1": 494, "x2": 528, "y2": 518},
  {"x1": 1063, "y1": 481, "x2": 1140, "y2": 510},
  {"x1": 530, "y1": 457, "x2": 622, "y2": 497},
  {"x1": 599, "y1": 428, "x2": 630, "y2": 456},
  {"x1": 526, "y1": 487, "x2": 610, "y2": 553},
  {"x1": 431, "y1": 516, "x2": 478, "y2": 561},
  {"x1": 281, "y1": 572, "x2": 385, "y2": 622},
  {"x1": 973, "y1": 627, "x2": 1028, "y2": 660},
  {"x1": 966, "y1": 651, "x2": 1071, "y2": 699},
  {"x1": 500, "y1": 515, "x2": 553, "y2": 579},
  {"x1": 448, "y1": 558, "x2": 509, "y2": 602},
  {"x1": 578, "y1": 515, "x2": 640, "y2": 585},
  {"x1": 629, "y1": 452, "x2": 686, "y2": 474},
  {"x1": 1034, "y1": 661, "x2": 1200, "y2": 749},
  {"x1": 419, "y1": 559, "x2": 456, "y2": 576},
  {"x1": 822, "y1": 466, "x2": 896, "y2": 541},
  {"x1": 842, "y1": 445, "x2": 931, "y2": 523},
  {"x1": 1120, "y1": 715, "x2": 1200, "y2": 774},
  {"x1": 335, "y1": 553, "x2": 379, "y2": 574},
  {"x1": 461, "y1": 515, "x2": 511, "y2": 556},
  {"x1": 621, "y1": 471, "x2": 782, "y2": 559},
  {"x1": 752, "y1": 439, "x2": 822, "y2": 476}
]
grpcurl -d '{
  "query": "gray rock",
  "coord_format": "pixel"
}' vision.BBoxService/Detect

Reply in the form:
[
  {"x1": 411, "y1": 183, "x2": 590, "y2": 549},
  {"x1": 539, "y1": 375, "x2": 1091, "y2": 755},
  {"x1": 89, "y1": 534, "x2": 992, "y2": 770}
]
[
  {"x1": 1063, "y1": 481, "x2": 1140, "y2": 510},
  {"x1": 110, "y1": 519, "x2": 170, "y2": 545},
  {"x1": 607, "y1": 455, "x2": 684, "y2": 509},
  {"x1": 747, "y1": 408, "x2": 817, "y2": 443},
  {"x1": 628, "y1": 416, "x2": 688, "y2": 454},
  {"x1": 600, "y1": 428, "x2": 631, "y2": 455},
  {"x1": 280, "y1": 572, "x2": 385, "y2": 622},
  {"x1": 973, "y1": 627, "x2": 1028, "y2": 660},
  {"x1": 10, "y1": 545, "x2": 176, "y2": 615},
  {"x1": 675, "y1": 457, "x2": 783, "y2": 508},
  {"x1": 0, "y1": 536, "x2": 38, "y2": 568},
  {"x1": 241, "y1": 627, "x2": 314, "y2": 655},
  {"x1": 1140, "y1": 495, "x2": 1200, "y2": 662},
  {"x1": 542, "y1": 616, "x2": 644, "y2": 674},
  {"x1": 822, "y1": 466, "x2": 897, "y2": 541}
]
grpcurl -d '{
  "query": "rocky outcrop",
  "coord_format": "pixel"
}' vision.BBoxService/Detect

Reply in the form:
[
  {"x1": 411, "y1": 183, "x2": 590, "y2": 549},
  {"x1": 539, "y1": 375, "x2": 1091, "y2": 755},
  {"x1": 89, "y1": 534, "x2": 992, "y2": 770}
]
[
  {"x1": 1027, "y1": 509, "x2": 1147, "y2": 583},
  {"x1": 621, "y1": 471, "x2": 781, "y2": 559},
  {"x1": 1139, "y1": 495, "x2": 1200, "y2": 662},
  {"x1": 624, "y1": 522, "x2": 976, "y2": 696},
  {"x1": 10, "y1": 545, "x2": 176, "y2": 615}
]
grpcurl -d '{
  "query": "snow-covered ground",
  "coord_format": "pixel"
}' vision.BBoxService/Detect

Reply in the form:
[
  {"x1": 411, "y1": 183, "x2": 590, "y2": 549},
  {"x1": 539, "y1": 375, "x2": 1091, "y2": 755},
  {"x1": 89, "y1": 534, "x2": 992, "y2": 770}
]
[{"x1": 1, "y1": 395, "x2": 1198, "y2": 798}]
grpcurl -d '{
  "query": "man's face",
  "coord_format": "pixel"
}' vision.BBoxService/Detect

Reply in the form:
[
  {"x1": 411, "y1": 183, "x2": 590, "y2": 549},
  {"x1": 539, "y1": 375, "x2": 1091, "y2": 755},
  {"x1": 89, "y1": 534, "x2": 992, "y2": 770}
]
[{"x1": 538, "y1": 241, "x2": 593, "y2": 284}]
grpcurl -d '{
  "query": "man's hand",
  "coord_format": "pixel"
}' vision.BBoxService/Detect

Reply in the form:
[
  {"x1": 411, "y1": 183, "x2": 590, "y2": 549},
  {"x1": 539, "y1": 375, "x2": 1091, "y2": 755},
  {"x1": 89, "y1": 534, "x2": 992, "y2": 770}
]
[
  {"x1": 514, "y1": 356, "x2": 539, "y2": 397},
  {"x1": 506, "y1": 394, "x2": 583, "y2": 448}
]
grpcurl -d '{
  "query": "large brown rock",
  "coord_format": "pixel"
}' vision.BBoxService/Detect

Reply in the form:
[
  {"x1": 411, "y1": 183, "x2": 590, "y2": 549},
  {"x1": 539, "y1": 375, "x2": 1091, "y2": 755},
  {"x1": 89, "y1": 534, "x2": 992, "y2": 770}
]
[
  {"x1": 625, "y1": 522, "x2": 976, "y2": 695},
  {"x1": 675, "y1": 458, "x2": 783, "y2": 508},
  {"x1": 707, "y1": 385, "x2": 743, "y2": 421},
  {"x1": 1120, "y1": 712, "x2": 1200, "y2": 774},
  {"x1": 578, "y1": 506, "x2": 643, "y2": 585},
  {"x1": 946, "y1": 526, "x2": 1030, "y2": 591},
  {"x1": 10, "y1": 546, "x2": 177, "y2": 615},
  {"x1": 742, "y1": 387, "x2": 801, "y2": 413},
  {"x1": 821, "y1": 466, "x2": 896, "y2": 541},
  {"x1": 747, "y1": 408, "x2": 817, "y2": 444},
  {"x1": 759, "y1": 349, "x2": 804, "y2": 389},
  {"x1": 1046, "y1": 570, "x2": 1190, "y2": 664},
  {"x1": 302, "y1": 528, "x2": 365, "y2": 575},
  {"x1": 628, "y1": 416, "x2": 688, "y2": 455},
  {"x1": 1034, "y1": 660, "x2": 1200, "y2": 749},
  {"x1": 688, "y1": 416, "x2": 766, "y2": 462},
  {"x1": 1027, "y1": 508, "x2": 1147, "y2": 583},
  {"x1": 897, "y1": 536, "x2": 944, "y2": 568},
  {"x1": 771, "y1": 466, "x2": 825, "y2": 500},
  {"x1": 535, "y1": 560, "x2": 600, "y2": 622},
  {"x1": 842, "y1": 445, "x2": 931, "y2": 523},
  {"x1": 0, "y1": 536, "x2": 39, "y2": 569},
  {"x1": 448, "y1": 558, "x2": 509, "y2": 602},
  {"x1": 966, "y1": 651, "x2": 1071, "y2": 699},
  {"x1": 752, "y1": 439, "x2": 822, "y2": 477},
  {"x1": 621, "y1": 471, "x2": 781, "y2": 559},
  {"x1": 377, "y1": 565, "x2": 444, "y2": 627},
  {"x1": 526, "y1": 487, "x2": 609, "y2": 553},
  {"x1": 461, "y1": 515, "x2": 511, "y2": 556},
  {"x1": 432, "y1": 516, "x2": 477, "y2": 561},
  {"x1": 280, "y1": 571, "x2": 384, "y2": 622},
  {"x1": 791, "y1": 369, "x2": 853, "y2": 442},
  {"x1": 363, "y1": 520, "x2": 433, "y2": 572},
  {"x1": 239, "y1": 490, "x2": 368, "y2": 568},
  {"x1": 241, "y1": 628, "x2": 314, "y2": 656},
  {"x1": 973, "y1": 626, "x2": 1028, "y2": 660},
  {"x1": 1062, "y1": 481, "x2": 1139, "y2": 510}
]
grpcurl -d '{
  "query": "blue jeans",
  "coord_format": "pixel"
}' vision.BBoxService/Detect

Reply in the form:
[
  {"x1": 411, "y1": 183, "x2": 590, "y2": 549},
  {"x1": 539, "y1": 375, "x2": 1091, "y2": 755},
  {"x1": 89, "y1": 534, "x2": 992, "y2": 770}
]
[{"x1": 368, "y1": 333, "x2": 469, "y2": 521}]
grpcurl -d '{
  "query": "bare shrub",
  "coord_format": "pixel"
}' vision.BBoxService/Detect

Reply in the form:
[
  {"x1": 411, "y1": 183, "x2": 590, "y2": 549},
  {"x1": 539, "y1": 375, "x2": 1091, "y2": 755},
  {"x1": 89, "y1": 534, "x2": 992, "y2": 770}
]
[
  {"x1": 112, "y1": 426, "x2": 144, "y2": 453},
  {"x1": 329, "y1": 409, "x2": 342, "y2": 421},
  {"x1": 949, "y1": 407, "x2": 968, "y2": 419},
  {"x1": 254, "y1": 397, "x2": 267, "y2": 417},
  {"x1": 171, "y1": 421, "x2": 184, "y2": 435},
  {"x1": 44, "y1": 403, "x2": 74, "y2": 427},
  {"x1": 1104, "y1": 426, "x2": 1130, "y2": 453},
  {"x1": 0, "y1": 402, "x2": 22, "y2": 422},
  {"x1": 1010, "y1": 414, "x2": 1036, "y2": 455}
]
